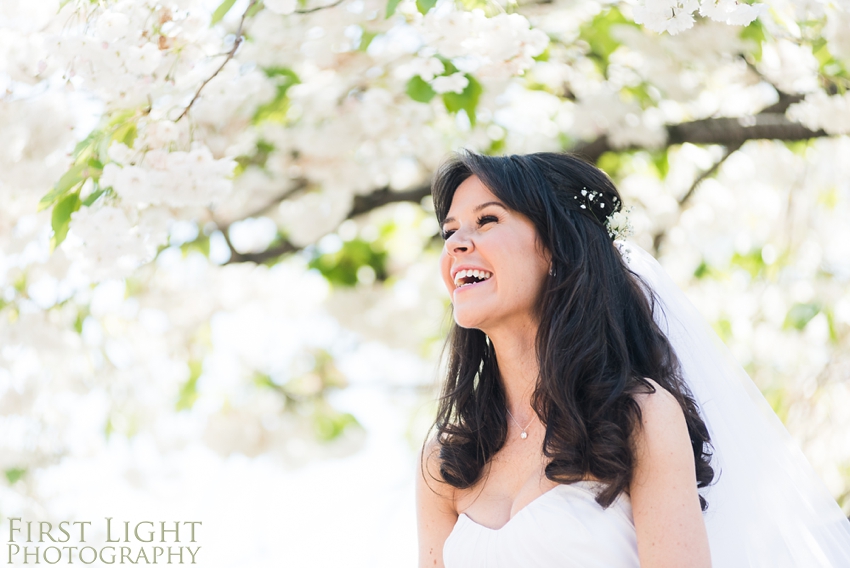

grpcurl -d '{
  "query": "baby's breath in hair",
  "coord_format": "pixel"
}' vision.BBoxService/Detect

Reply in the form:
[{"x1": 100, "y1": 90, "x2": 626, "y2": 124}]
[{"x1": 572, "y1": 186, "x2": 634, "y2": 244}]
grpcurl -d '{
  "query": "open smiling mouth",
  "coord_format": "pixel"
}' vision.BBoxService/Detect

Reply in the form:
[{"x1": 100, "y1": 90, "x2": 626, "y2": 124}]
[{"x1": 454, "y1": 269, "x2": 493, "y2": 290}]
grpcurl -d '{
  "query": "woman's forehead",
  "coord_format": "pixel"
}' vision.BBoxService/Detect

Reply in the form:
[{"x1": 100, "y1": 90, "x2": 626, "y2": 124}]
[{"x1": 445, "y1": 176, "x2": 501, "y2": 213}]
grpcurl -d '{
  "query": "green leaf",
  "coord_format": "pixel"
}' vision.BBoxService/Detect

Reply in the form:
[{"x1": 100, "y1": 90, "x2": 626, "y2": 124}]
[
  {"x1": 416, "y1": 0, "x2": 436, "y2": 14},
  {"x1": 442, "y1": 75, "x2": 483, "y2": 126},
  {"x1": 385, "y1": 0, "x2": 401, "y2": 17},
  {"x1": 176, "y1": 360, "x2": 203, "y2": 411},
  {"x1": 406, "y1": 75, "x2": 437, "y2": 103},
  {"x1": 533, "y1": 47, "x2": 550, "y2": 62},
  {"x1": 4, "y1": 468, "x2": 26, "y2": 484},
  {"x1": 784, "y1": 303, "x2": 820, "y2": 331},
  {"x1": 112, "y1": 122, "x2": 137, "y2": 148},
  {"x1": 621, "y1": 83, "x2": 655, "y2": 109},
  {"x1": 740, "y1": 19, "x2": 767, "y2": 62},
  {"x1": 82, "y1": 188, "x2": 107, "y2": 206},
  {"x1": 312, "y1": 404, "x2": 359, "y2": 442},
  {"x1": 253, "y1": 68, "x2": 301, "y2": 125},
  {"x1": 597, "y1": 152, "x2": 625, "y2": 179},
  {"x1": 50, "y1": 191, "x2": 81, "y2": 251},
  {"x1": 73, "y1": 309, "x2": 88, "y2": 334},
  {"x1": 308, "y1": 237, "x2": 388, "y2": 287},
  {"x1": 650, "y1": 149, "x2": 669, "y2": 178},
  {"x1": 38, "y1": 163, "x2": 87, "y2": 212},
  {"x1": 359, "y1": 30, "x2": 378, "y2": 51},
  {"x1": 762, "y1": 385, "x2": 791, "y2": 424},
  {"x1": 578, "y1": 7, "x2": 635, "y2": 72},
  {"x1": 730, "y1": 249, "x2": 765, "y2": 278},
  {"x1": 211, "y1": 0, "x2": 238, "y2": 24},
  {"x1": 72, "y1": 130, "x2": 101, "y2": 161},
  {"x1": 692, "y1": 260, "x2": 724, "y2": 280},
  {"x1": 712, "y1": 317, "x2": 733, "y2": 343},
  {"x1": 181, "y1": 235, "x2": 211, "y2": 257}
]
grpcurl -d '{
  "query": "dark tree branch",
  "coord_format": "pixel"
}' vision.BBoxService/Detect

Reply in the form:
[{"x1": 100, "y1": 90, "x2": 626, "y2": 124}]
[
  {"x1": 759, "y1": 92, "x2": 806, "y2": 115},
  {"x1": 677, "y1": 141, "x2": 742, "y2": 208},
  {"x1": 224, "y1": 233, "x2": 299, "y2": 264},
  {"x1": 572, "y1": 113, "x2": 827, "y2": 163},
  {"x1": 349, "y1": 184, "x2": 431, "y2": 217},
  {"x1": 217, "y1": 179, "x2": 310, "y2": 234},
  {"x1": 295, "y1": 0, "x2": 345, "y2": 13},
  {"x1": 175, "y1": 0, "x2": 257, "y2": 122},
  {"x1": 651, "y1": 142, "x2": 742, "y2": 256},
  {"x1": 222, "y1": 183, "x2": 431, "y2": 264}
]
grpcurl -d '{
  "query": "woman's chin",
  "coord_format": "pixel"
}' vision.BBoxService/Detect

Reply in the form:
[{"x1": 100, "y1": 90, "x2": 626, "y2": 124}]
[{"x1": 452, "y1": 310, "x2": 490, "y2": 331}]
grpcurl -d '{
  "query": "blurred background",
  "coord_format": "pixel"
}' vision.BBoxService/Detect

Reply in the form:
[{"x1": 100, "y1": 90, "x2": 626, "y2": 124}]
[{"x1": 1, "y1": 0, "x2": 849, "y2": 565}]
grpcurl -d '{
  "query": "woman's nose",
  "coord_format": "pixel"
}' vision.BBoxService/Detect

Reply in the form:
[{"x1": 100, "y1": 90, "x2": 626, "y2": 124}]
[{"x1": 446, "y1": 230, "x2": 472, "y2": 254}]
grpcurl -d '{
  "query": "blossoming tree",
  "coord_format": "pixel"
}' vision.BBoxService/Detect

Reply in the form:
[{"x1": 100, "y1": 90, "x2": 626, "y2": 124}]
[{"x1": 2, "y1": 0, "x2": 850, "y2": 519}]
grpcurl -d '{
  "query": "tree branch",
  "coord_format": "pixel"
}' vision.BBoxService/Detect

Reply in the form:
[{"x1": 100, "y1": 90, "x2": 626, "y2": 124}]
[
  {"x1": 349, "y1": 184, "x2": 431, "y2": 217},
  {"x1": 217, "y1": 179, "x2": 310, "y2": 234},
  {"x1": 175, "y1": 0, "x2": 257, "y2": 122},
  {"x1": 572, "y1": 113, "x2": 827, "y2": 163},
  {"x1": 677, "y1": 141, "x2": 742, "y2": 208},
  {"x1": 651, "y1": 142, "x2": 742, "y2": 255},
  {"x1": 295, "y1": 0, "x2": 346, "y2": 14},
  {"x1": 222, "y1": 183, "x2": 431, "y2": 264}
]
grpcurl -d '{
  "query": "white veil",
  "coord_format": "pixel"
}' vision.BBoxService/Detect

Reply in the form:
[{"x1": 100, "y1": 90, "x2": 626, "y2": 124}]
[{"x1": 617, "y1": 240, "x2": 850, "y2": 567}]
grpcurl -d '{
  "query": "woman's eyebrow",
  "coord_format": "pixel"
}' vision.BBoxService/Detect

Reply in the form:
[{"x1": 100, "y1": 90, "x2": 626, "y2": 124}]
[{"x1": 442, "y1": 201, "x2": 507, "y2": 226}]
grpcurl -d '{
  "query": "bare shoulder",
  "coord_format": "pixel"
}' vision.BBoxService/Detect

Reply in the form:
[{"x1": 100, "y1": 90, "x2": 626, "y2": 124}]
[
  {"x1": 416, "y1": 435, "x2": 458, "y2": 568},
  {"x1": 631, "y1": 377, "x2": 687, "y2": 437},
  {"x1": 629, "y1": 378, "x2": 711, "y2": 568},
  {"x1": 417, "y1": 435, "x2": 456, "y2": 504}
]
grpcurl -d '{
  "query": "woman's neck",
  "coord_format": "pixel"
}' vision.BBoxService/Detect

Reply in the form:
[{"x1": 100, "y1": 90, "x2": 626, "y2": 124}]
[{"x1": 486, "y1": 317, "x2": 540, "y2": 422}]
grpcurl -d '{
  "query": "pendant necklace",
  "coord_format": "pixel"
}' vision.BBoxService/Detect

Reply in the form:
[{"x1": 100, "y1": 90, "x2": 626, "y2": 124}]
[{"x1": 506, "y1": 408, "x2": 537, "y2": 440}]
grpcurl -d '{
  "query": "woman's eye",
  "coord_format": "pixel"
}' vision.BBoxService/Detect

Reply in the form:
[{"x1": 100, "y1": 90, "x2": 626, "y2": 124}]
[{"x1": 441, "y1": 215, "x2": 498, "y2": 240}]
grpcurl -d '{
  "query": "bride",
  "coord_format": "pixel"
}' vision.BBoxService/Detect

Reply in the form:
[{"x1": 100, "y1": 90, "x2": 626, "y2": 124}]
[{"x1": 416, "y1": 151, "x2": 850, "y2": 567}]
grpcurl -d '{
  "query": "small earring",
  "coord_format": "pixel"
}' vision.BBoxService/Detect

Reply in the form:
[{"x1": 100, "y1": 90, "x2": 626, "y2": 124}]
[{"x1": 549, "y1": 265, "x2": 555, "y2": 277}]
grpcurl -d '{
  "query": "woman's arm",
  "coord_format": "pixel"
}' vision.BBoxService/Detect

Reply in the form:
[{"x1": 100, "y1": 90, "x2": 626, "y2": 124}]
[
  {"x1": 416, "y1": 437, "x2": 459, "y2": 568},
  {"x1": 630, "y1": 380, "x2": 712, "y2": 568}
]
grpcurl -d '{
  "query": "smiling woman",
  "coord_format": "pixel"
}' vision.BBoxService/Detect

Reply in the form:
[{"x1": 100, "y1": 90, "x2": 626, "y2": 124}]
[
  {"x1": 438, "y1": 176, "x2": 551, "y2": 336},
  {"x1": 415, "y1": 151, "x2": 850, "y2": 568}
]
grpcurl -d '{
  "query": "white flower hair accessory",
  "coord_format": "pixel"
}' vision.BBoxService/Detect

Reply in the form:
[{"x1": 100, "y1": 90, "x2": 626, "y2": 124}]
[{"x1": 572, "y1": 186, "x2": 634, "y2": 243}]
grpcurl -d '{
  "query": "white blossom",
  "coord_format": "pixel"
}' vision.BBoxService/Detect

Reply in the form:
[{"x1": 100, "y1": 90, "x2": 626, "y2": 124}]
[
  {"x1": 125, "y1": 43, "x2": 163, "y2": 76},
  {"x1": 700, "y1": 0, "x2": 765, "y2": 26},
  {"x1": 633, "y1": 0, "x2": 700, "y2": 35},
  {"x1": 265, "y1": 0, "x2": 298, "y2": 15},
  {"x1": 95, "y1": 12, "x2": 131, "y2": 42},
  {"x1": 787, "y1": 92, "x2": 850, "y2": 135},
  {"x1": 431, "y1": 72, "x2": 468, "y2": 94}
]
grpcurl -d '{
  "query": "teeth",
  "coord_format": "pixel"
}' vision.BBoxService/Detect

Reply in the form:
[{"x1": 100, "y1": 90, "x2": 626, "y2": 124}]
[{"x1": 453, "y1": 269, "x2": 493, "y2": 288}]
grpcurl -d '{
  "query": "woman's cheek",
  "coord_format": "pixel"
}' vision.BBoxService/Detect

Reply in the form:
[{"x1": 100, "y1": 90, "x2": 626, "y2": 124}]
[{"x1": 438, "y1": 250, "x2": 453, "y2": 295}]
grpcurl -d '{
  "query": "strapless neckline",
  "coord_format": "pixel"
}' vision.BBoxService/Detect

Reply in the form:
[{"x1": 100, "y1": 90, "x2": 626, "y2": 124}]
[
  {"x1": 456, "y1": 480, "x2": 606, "y2": 532},
  {"x1": 444, "y1": 479, "x2": 638, "y2": 567}
]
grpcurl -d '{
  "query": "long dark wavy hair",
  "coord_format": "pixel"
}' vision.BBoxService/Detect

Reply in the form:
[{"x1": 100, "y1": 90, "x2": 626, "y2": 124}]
[{"x1": 423, "y1": 150, "x2": 714, "y2": 510}]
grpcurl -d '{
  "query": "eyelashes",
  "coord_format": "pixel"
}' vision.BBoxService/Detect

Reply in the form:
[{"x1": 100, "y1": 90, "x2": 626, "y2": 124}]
[{"x1": 441, "y1": 214, "x2": 498, "y2": 240}]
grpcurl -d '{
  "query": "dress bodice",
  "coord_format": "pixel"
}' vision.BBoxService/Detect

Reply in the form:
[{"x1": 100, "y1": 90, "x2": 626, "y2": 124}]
[{"x1": 443, "y1": 480, "x2": 640, "y2": 567}]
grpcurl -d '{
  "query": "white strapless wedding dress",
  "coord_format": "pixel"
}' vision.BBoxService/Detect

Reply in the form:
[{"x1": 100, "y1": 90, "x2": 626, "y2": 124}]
[{"x1": 443, "y1": 480, "x2": 639, "y2": 567}]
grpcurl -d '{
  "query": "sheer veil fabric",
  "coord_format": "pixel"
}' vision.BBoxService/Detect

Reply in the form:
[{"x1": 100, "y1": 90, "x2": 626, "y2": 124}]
[{"x1": 619, "y1": 240, "x2": 850, "y2": 567}]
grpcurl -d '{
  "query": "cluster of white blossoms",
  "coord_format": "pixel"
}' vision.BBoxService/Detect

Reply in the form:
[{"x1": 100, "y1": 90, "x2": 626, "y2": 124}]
[
  {"x1": 100, "y1": 142, "x2": 236, "y2": 208},
  {"x1": 418, "y1": 6, "x2": 549, "y2": 79},
  {"x1": 633, "y1": 0, "x2": 765, "y2": 35},
  {"x1": 787, "y1": 92, "x2": 850, "y2": 136}
]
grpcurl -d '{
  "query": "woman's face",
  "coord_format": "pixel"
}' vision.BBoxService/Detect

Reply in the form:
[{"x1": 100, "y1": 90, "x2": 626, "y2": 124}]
[{"x1": 439, "y1": 175, "x2": 551, "y2": 332}]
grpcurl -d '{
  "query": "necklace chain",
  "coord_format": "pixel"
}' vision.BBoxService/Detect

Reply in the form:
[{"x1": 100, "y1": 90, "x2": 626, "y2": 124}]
[{"x1": 506, "y1": 408, "x2": 537, "y2": 440}]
